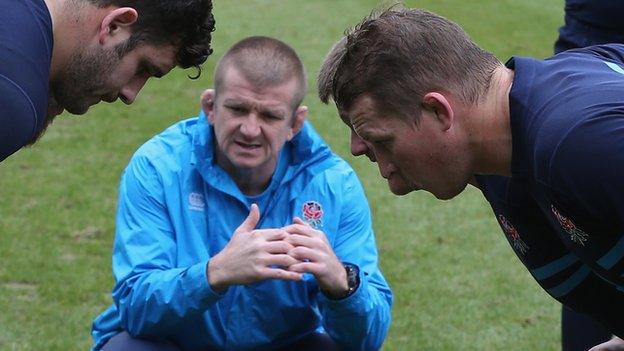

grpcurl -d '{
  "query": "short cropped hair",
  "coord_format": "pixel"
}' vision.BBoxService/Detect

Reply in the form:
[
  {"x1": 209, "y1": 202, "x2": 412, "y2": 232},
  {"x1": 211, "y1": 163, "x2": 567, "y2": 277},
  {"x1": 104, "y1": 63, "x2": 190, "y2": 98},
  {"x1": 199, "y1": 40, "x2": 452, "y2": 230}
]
[
  {"x1": 318, "y1": 6, "x2": 500, "y2": 121},
  {"x1": 85, "y1": 0, "x2": 216, "y2": 77},
  {"x1": 214, "y1": 36, "x2": 307, "y2": 110}
]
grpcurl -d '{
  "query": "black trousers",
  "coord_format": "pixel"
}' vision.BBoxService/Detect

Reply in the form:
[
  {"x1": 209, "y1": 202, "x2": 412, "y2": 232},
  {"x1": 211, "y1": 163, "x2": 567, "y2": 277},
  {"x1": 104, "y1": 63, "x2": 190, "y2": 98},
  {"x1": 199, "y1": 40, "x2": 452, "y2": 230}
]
[
  {"x1": 561, "y1": 306, "x2": 611, "y2": 351},
  {"x1": 102, "y1": 331, "x2": 342, "y2": 351}
]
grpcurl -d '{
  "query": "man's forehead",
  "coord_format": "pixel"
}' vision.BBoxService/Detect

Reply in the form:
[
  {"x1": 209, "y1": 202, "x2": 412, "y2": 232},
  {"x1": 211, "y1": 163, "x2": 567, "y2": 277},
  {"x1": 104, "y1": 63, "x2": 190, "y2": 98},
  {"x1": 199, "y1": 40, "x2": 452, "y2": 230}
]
[
  {"x1": 340, "y1": 95, "x2": 378, "y2": 125},
  {"x1": 219, "y1": 87, "x2": 292, "y2": 116},
  {"x1": 217, "y1": 70, "x2": 295, "y2": 108}
]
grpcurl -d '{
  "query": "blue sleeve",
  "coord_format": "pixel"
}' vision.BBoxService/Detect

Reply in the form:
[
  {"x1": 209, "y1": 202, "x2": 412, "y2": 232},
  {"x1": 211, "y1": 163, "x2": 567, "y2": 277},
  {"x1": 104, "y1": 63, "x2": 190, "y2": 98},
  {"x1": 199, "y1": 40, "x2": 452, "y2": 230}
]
[
  {"x1": 317, "y1": 169, "x2": 393, "y2": 351},
  {"x1": 111, "y1": 153, "x2": 224, "y2": 338},
  {"x1": 0, "y1": 74, "x2": 37, "y2": 162}
]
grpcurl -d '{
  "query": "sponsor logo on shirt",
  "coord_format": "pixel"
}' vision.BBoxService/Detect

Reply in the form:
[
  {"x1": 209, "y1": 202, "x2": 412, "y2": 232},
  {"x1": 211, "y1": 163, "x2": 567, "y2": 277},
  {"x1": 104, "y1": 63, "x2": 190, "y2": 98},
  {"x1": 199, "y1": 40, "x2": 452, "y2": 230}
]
[
  {"x1": 550, "y1": 205, "x2": 588, "y2": 246},
  {"x1": 188, "y1": 192, "x2": 205, "y2": 211},
  {"x1": 498, "y1": 214, "x2": 529, "y2": 254},
  {"x1": 302, "y1": 201, "x2": 323, "y2": 228}
]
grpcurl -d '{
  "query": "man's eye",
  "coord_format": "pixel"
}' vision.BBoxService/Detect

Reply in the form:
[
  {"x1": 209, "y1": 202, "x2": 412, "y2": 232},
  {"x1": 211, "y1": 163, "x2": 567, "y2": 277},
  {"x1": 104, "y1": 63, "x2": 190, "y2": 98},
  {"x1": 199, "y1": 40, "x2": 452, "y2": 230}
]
[
  {"x1": 375, "y1": 139, "x2": 392, "y2": 148},
  {"x1": 137, "y1": 64, "x2": 160, "y2": 78},
  {"x1": 265, "y1": 113, "x2": 282, "y2": 120},
  {"x1": 228, "y1": 106, "x2": 246, "y2": 114}
]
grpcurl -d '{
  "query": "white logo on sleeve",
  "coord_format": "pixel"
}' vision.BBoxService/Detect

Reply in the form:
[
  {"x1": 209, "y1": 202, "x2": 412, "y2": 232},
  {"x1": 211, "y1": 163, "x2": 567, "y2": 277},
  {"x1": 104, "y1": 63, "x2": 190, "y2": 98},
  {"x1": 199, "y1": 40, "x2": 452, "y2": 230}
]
[
  {"x1": 605, "y1": 61, "x2": 624, "y2": 75},
  {"x1": 188, "y1": 192, "x2": 205, "y2": 211}
]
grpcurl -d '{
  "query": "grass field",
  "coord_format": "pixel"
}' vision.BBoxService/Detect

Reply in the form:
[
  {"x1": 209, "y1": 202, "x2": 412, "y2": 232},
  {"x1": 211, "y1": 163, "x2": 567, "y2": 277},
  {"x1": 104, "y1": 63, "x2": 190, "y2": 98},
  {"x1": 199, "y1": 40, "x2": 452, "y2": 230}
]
[{"x1": 0, "y1": 1, "x2": 565, "y2": 350}]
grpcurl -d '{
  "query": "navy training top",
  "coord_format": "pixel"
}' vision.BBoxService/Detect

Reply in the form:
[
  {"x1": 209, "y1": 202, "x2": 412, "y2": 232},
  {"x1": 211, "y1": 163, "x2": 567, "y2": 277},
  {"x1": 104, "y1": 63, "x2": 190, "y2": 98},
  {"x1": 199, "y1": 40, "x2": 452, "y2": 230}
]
[
  {"x1": 477, "y1": 44, "x2": 624, "y2": 337},
  {"x1": 558, "y1": 0, "x2": 624, "y2": 52},
  {"x1": 0, "y1": 0, "x2": 53, "y2": 162}
]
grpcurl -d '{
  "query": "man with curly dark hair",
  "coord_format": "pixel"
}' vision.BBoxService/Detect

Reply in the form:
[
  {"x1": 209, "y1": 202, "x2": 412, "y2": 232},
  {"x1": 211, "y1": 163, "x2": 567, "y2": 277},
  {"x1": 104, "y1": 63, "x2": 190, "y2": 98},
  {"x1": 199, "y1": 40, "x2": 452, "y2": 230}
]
[{"x1": 0, "y1": 0, "x2": 215, "y2": 162}]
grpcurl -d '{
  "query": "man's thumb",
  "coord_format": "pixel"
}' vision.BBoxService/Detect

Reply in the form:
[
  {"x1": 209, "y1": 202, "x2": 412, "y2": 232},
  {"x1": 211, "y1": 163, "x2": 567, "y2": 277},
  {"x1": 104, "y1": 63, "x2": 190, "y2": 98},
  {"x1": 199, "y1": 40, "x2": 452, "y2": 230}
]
[{"x1": 235, "y1": 203, "x2": 260, "y2": 234}]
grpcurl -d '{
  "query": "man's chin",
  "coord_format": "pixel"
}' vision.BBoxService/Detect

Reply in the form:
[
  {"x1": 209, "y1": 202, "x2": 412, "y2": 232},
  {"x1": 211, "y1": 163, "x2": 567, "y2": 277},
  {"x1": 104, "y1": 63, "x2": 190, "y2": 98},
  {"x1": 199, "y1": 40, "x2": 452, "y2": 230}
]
[
  {"x1": 431, "y1": 184, "x2": 467, "y2": 201},
  {"x1": 63, "y1": 105, "x2": 90, "y2": 115},
  {"x1": 389, "y1": 188, "x2": 412, "y2": 196},
  {"x1": 385, "y1": 174, "x2": 419, "y2": 196},
  {"x1": 387, "y1": 182, "x2": 415, "y2": 196},
  {"x1": 47, "y1": 106, "x2": 64, "y2": 117}
]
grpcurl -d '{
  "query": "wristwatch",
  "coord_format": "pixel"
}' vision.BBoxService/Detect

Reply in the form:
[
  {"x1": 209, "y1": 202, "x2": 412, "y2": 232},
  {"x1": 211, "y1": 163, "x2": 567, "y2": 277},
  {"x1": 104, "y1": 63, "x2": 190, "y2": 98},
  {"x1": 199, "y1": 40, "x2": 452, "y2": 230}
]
[{"x1": 342, "y1": 262, "x2": 360, "y2": 298}]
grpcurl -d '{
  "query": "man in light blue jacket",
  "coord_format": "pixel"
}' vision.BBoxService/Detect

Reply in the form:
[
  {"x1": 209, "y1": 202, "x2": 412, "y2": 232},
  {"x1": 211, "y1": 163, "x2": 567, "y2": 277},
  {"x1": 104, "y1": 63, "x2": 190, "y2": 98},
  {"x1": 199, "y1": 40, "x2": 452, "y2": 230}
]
[{"x1": 91, "y1": 36, "x2": 392, "y2": 351}]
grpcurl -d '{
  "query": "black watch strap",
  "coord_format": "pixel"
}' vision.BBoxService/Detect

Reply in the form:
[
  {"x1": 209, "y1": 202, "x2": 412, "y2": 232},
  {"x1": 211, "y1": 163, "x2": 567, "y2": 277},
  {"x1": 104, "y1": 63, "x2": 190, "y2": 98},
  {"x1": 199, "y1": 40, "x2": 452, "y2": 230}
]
[{"x1": 342, "y1": 262, "x2": 360, "y2": 298}]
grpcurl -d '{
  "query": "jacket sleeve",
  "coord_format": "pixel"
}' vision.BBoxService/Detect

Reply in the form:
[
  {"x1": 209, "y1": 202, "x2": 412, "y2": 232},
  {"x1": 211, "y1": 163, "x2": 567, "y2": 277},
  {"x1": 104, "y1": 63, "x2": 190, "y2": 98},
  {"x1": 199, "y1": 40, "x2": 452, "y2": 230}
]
[
  {"x1": 111, "y1": 153, "x2": 224, "y2": 338},
  {"x1": 317, "y1": 169, "x2": 393, "y2": 351}
]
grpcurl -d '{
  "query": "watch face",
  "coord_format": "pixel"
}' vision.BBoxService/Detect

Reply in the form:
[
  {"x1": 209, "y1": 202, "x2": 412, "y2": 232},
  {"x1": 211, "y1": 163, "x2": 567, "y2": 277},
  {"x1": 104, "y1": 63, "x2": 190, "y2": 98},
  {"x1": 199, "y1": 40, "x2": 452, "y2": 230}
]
[{"x1": 343, "y1": 263, "x2": 360, "y2": 294}]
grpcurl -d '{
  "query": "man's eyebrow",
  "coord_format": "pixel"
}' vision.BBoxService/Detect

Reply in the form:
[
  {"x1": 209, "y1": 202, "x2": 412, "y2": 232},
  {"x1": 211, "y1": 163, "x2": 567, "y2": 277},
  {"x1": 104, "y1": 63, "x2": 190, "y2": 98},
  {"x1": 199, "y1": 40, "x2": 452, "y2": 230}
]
[
  {"x1": 350, "y1": 111, "x2": 368, "y2": 131},
  {"x1": 261, "y1": 108, "x2": 287, "y2": 119},
  {"x1": 222, "y1": 98, "x2": 244, "y2": 106}
]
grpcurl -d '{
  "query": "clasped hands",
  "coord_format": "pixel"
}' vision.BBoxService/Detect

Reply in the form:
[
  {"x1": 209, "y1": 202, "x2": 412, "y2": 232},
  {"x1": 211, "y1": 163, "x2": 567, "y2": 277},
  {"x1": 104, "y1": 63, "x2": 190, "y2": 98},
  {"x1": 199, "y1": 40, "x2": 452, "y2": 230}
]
[{"x1": 207, "y1": 204, "x2": 348, "y2": 299}]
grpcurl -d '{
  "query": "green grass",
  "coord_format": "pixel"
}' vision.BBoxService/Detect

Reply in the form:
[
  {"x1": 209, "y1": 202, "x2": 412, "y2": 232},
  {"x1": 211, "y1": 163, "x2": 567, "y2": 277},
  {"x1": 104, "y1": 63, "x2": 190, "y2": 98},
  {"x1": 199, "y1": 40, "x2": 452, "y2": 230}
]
[{"x1": 0, "y1": 1, "x2": 564, "y2": 349}]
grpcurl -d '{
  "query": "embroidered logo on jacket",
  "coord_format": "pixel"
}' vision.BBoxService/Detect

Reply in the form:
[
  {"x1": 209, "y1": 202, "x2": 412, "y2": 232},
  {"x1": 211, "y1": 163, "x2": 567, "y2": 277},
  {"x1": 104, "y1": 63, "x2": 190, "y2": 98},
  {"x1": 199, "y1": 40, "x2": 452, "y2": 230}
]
[
  {"x1": 302, "y1": 201, "x2": 323, "y2": 228},
  {"x1": 498, "y1": 214, "x2": 529, "y2": 254},
  {"x1": 188, "y1": 192, "x2": 205, "y2": 211},
  {"x1": 550, "y1": 205, "x2": 588, "y2": 246}
]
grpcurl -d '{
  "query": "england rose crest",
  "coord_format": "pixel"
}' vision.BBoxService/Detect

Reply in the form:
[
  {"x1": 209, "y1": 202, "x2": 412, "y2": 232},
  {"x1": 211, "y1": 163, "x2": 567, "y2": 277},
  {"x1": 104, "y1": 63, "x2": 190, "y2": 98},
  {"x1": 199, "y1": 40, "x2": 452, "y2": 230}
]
[
  {"x1": 550, "y1": 205, "x2": 588, "y2": 245},
  {"x1": 302, "y1": 201, "x2": 323, "y2": 228},
  {"x1": 498, "y1": 214, "x2": 529, "y2": 254}
]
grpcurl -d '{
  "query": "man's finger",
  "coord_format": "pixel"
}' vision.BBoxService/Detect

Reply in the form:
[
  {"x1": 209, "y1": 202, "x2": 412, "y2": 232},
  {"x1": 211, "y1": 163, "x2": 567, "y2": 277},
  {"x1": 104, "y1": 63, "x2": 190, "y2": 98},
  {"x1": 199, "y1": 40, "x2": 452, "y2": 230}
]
[
  {"x1": 288, "y1": 246, "x2": 323, "y2": 262},
  {"x1": 282, "y1": 223, "x2": 317, "y2": 237},
  {"x1": 264, "y1": 241, "x2": 295, "y2": 254},
  {"x1": 285, "y1": 233, "x2": 320, "y2": 249},
  {"x1": 259, "y1": 267, "x2": 302, "y2": 281},
  {"x1": 254, "y1": 228, "x2": 289, "y2": 241},
  {"x1": 287, "y1": 262, "x2": 319, "y2": 275},
  {"x1": 235, "y1": 204, "x2": 260, "y2": 234},
  {"x1": 293, "y1": 217, "x2": 308, "y2": 226},
  {"x1": 262, "y1": 253, "x2": 301, "y2": 267}
]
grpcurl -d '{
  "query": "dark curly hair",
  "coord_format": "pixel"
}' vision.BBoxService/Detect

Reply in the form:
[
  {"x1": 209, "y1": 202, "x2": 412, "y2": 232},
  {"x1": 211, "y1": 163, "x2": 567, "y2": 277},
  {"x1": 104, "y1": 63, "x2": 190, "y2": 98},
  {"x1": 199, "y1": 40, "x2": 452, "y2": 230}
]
[{"x1": 86, "y1": 0, "x2": 215, "y2": 78}]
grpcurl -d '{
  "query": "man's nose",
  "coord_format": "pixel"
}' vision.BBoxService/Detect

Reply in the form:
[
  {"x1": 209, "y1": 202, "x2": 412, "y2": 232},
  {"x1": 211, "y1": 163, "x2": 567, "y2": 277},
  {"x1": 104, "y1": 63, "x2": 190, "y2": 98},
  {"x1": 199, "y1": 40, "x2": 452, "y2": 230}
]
[
  {"x1": 350, "y1": 132, "x2": 376, "y2": 161},
  {"x1": 350, "y1": 131, "x2": 367, "y2": 156},
  {"x1": 119, "y1": 76, "x2": 149, "y2": 105},
  {"x1": 240, "y1": 114, "x2": 261, "y2": 137}
]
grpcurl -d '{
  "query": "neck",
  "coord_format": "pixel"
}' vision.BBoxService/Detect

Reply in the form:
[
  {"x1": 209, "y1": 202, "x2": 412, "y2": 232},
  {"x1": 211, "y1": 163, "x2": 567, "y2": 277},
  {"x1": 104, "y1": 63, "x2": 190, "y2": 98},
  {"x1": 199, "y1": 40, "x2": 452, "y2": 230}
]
[
  {"x1": 45, "y1": 0, "x2": 96, "y2": 81},
  {"x1": 468, "y1": 65, "x2": 515, "y2": 176},
  {"x1": 215, "y1": 151, "x2": 276, "y2": 196}
]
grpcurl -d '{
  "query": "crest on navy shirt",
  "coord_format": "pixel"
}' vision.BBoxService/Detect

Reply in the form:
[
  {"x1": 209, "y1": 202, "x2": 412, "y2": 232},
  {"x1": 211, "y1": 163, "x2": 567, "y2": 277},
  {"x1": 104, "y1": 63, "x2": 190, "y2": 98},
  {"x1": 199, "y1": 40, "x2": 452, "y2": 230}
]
[
  {"x1": 498, "y1": 214, "x2": 529, "y2": 254},
  {"x1": 550, "y1": 205, "x2": 589, "y2": 246},
  {"x1": 302, "y1": 201, "x2": 323, "y2": 228}
]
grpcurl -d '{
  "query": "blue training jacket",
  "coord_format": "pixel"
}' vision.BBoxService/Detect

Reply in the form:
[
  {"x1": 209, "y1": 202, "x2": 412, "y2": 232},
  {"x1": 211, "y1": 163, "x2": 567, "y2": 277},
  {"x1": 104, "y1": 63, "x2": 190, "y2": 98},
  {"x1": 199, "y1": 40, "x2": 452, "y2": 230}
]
[{"x1": 91, "y1": 114, "x2": 393, "y2": 350}]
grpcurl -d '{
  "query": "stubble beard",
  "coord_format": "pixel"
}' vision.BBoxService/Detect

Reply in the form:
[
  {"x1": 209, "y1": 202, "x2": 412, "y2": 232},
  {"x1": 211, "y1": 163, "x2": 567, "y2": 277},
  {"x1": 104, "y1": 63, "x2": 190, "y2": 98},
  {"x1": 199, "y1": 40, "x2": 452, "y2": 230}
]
[
  {"x1": 50, "y1": 45, "x2": 119, "y2": 115},
  {"x1": 27, "y1": 45, "x2": 120, "y2": 146}
]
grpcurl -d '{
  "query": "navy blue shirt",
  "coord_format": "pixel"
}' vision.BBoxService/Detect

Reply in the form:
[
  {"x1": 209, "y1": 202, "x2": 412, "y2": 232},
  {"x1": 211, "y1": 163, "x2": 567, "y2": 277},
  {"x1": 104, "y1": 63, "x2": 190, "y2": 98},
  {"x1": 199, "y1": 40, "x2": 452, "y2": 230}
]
[
  {"x1": 477, "y1": 44, "x2": 624, "y2": 337},
  {"x1": 0, "y1": 0, "x2": 53, "y2": 162},
  {"x1": 557, "y1": 0, "x2": 624, "y2": 53}
]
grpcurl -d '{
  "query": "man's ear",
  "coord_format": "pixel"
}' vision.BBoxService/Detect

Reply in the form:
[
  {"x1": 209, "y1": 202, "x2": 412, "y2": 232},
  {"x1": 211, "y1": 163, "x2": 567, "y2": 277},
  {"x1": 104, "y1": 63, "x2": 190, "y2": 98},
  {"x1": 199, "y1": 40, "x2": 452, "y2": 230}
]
[
  {"x1": 421, "y1": 92, "x2": 454, "y2": 131},
  {"x1": 287, "y1": 105, "x2": 308, "y2": 140},
  {"x1": 98, "y1": 8, "x2": 138, "y2": 46},
  {"x1": 200, "y1": 89, "x2": 216, "y2": 124}
]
